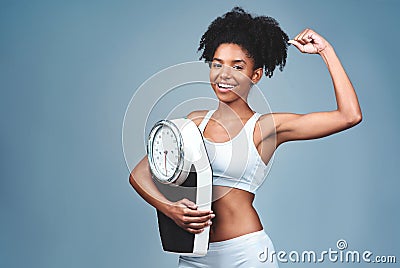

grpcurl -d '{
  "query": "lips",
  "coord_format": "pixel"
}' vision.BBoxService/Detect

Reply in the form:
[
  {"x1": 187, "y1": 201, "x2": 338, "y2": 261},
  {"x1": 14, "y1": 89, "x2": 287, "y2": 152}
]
[{"x1": 215, "y1": 82, "x2": 237, "y2": 93}]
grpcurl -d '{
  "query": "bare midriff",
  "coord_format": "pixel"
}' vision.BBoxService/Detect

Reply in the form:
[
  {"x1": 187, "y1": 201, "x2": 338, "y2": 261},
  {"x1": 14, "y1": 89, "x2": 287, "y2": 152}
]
[{"x1": 209, "y1": 186, "x2": 263, "y2": 242}]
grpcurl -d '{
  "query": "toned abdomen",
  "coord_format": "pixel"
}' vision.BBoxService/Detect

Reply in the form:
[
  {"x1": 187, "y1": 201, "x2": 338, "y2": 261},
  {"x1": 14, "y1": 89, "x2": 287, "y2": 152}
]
[{"x1": 209, "y1": 186, "x2": 263, "y2": 242}]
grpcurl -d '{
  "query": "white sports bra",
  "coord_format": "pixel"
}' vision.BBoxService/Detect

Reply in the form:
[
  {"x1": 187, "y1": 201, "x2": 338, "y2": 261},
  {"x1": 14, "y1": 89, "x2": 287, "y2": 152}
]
[{"x1": 198, "y1": 110, "x2": 270, "y2": 194}]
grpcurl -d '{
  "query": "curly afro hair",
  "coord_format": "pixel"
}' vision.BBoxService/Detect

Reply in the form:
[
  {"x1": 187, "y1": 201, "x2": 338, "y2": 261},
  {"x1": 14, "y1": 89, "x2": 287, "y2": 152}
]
[{"x1": 198, "y1": 7, "x2": 289, "y2": 78}]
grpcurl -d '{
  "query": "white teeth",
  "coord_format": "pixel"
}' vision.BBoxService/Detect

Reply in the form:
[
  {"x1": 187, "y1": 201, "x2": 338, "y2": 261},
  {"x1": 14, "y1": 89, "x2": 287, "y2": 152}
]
[{"x1": 218, "y1": 83, "x2": 234, "y2": 89}]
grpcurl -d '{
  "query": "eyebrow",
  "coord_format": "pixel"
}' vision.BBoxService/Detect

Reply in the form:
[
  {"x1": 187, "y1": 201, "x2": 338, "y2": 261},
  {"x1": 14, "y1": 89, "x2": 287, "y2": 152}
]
[{"x1": 212, "y1": 58, "x2": 247, "y2": 65}]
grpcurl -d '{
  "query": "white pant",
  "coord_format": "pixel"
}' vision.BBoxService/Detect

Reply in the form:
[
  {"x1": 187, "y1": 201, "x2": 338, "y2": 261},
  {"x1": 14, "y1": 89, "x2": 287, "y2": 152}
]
[{"x1": 178, "y1": 230, "x2": 279, "y2": 268}]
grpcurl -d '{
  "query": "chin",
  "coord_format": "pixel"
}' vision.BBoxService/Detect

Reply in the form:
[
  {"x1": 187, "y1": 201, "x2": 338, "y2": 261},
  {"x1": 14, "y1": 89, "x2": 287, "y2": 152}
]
[{"x1": 214, "y1": 92, "x2": 242, "y2": 104}]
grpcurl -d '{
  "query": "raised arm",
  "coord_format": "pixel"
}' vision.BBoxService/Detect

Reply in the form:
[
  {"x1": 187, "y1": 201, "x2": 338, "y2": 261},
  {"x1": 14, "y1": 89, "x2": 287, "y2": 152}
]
[{"x1": 273, "y1": 28, "x2": 362, "y2": 146}]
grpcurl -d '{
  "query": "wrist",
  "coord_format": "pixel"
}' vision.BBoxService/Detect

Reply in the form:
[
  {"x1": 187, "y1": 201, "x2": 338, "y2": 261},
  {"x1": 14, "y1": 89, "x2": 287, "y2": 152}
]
[
  {"x1": 159, "y1": 200, "x2": 174, "y2": 216},
  {"x1": 318, "y1": 43, "x2": 336, "y2": 66},
  {"x1": 318, "y1": 42, "x2": 334, "y2": 57}
]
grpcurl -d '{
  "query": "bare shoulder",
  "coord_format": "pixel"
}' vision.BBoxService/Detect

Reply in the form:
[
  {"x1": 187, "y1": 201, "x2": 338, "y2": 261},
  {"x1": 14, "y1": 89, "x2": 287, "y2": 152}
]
[{"x1": 186, "y1": 110, "x2": 209, "y2": 127}]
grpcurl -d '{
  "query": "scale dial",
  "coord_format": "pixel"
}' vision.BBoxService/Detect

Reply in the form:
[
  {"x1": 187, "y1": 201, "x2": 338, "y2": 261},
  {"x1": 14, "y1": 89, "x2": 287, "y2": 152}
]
[{"x1": 147, "y1": 120, "x2": 184, "y2": 184}]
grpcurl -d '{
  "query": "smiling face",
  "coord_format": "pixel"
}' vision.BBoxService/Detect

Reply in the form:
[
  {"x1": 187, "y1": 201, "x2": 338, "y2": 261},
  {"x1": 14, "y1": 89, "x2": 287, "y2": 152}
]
[{"x1": 209, "y1": 43, "x2": 263, "y2": 103}]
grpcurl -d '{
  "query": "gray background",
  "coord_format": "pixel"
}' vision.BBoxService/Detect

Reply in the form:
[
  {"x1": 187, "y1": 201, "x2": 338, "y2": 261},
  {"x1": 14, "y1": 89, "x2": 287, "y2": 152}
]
[{"x1": 1, "y1": 0, "x2": 399, "y2": 267}]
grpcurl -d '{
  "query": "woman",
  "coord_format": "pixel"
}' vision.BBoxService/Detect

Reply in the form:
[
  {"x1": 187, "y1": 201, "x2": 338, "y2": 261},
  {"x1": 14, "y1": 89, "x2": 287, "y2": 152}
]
[{"x1": 129, "y1": 7, "x2": 362, "y2": 268}]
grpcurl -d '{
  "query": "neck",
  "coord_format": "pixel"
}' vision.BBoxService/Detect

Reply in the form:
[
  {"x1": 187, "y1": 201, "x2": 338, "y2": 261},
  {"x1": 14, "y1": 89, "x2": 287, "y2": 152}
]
[{"x1": 215, "y1": 98, "x2": 253, "y2": 119}]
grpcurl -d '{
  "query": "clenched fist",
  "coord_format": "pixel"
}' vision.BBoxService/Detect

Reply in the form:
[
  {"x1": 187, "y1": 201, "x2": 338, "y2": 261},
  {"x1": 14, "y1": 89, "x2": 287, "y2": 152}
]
[{"x1": 289, "y1": 29, "x2": 329, "y2": 54}]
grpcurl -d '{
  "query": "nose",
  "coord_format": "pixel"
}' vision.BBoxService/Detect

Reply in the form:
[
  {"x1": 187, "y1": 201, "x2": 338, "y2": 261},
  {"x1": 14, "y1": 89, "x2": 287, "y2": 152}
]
[{"x1": 220, "y1": 65, "x2": 233, "y2": 80}]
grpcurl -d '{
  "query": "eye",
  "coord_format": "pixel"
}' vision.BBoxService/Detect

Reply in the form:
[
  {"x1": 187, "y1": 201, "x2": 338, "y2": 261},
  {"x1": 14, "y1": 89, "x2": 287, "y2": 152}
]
[
  {"x1": 233, "y1": 65, "x2": 244, "y2": 70},
  {"x1": 211, "y1": 62, "x2": 222, "y2": 69}
]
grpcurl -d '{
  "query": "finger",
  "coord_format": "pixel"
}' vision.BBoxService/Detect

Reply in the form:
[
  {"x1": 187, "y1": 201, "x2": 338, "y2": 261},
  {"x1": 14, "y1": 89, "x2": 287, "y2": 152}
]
[
  {"x1": 298, "y1": 28, "x2": 310, "y2": 41},
  {"x1": 186, "y1": 228, "x2": 204, "y2": 234},
  {"x1": 296, "y1": 29, "x2": 312, "y2": 45},
  {"x1": 185, "y1": 221, "x2": 212, "y2": 230},
  {"x1": 303, "y1": 32, "x2": 315, "y2": 44},
  {"x1": 301, "y1": 34, "x2": 312, "y2": 44},
  {"x1": 179, "y1": 198, "x2": 197, "y2": 210},
  {"x1": 182, "y1": 214, "x2": 215, "y2": 224},
  {"x1": 294, "y1": 28, "x2": 307, "y2": 40},
  {"x1": 183, "y1": 208, "x2": 214, "y2": 217},
  {"x1": 288, "y1": 40, "x2": 304, "y2": 52},
  {"x1": 294, "y1": 34, "x2": 307, "y2": 45},
  {"x1": 294, "y1": 28, "x2": 308, "y2": 42},
  {"x1": 294, "y1": 32, "x2": 302, "y2": 41},
  {"x1": 296, "y1": 39, "x2": 307, "y2": 45}
]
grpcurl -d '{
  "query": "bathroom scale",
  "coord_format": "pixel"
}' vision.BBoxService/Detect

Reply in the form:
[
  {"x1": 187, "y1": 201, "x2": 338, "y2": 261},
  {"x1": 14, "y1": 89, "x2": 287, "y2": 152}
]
[{"x1": 147, "y1": 118, "x2": 212, "y2": 256}]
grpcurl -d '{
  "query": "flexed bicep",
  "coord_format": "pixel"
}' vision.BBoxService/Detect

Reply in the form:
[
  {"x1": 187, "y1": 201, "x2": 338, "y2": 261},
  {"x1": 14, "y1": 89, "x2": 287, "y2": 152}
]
[{"x1": 274, "y1": 111, "x2": 361, "y2": 145}]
